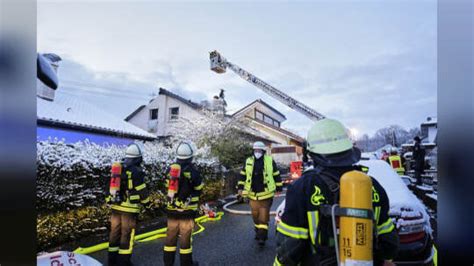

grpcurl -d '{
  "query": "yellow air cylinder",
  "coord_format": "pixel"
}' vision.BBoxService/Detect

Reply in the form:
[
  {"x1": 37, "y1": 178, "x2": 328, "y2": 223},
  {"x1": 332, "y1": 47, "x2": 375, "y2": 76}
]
[{"x1": 339, "y1": 170, "x2": 373, "y2": 266}]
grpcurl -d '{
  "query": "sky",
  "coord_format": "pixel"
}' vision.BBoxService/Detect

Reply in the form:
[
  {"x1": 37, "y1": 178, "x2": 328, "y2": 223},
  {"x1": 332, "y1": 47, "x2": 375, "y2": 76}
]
[{"x1": 37, "y1": 1, "x2": 437, "y2": 138}]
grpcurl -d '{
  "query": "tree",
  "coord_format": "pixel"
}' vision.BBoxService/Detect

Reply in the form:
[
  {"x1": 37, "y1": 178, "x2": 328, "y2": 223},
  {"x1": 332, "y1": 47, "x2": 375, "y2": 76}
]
[{"x1": 166, "y1": 109, "x2": 252, "y2": 169}]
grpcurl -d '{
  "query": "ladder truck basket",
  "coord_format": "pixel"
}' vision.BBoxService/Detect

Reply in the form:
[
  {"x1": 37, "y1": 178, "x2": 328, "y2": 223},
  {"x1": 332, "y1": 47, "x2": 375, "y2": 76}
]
[{"x1": 210, "y1": 50, "x2": 226, "y2": 73}]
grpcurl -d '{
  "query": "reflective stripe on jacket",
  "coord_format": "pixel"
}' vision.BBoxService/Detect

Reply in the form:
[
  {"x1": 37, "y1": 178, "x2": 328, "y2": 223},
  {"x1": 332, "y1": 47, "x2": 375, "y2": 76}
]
[
  {"x1": 110, "y1": 167, "x2": 149, "y2": 214},
  {"x1": 243, "y1": 155, "x2": 279, "y2": 200},
  {"x1": 388, "y1": 155, "x2": 405, "y2": 174}
]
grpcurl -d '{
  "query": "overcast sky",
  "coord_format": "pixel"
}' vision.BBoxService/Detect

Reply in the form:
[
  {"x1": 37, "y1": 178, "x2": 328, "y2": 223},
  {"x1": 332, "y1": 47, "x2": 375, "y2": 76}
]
[{"x1": 38, "y1": 1, "x2": 437, "y2": 137}]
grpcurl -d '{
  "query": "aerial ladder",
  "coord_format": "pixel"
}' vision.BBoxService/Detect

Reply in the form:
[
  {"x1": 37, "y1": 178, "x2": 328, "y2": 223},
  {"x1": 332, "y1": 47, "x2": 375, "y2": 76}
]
[
  {"x1": 209, "y1": 50, "x2": 325, "y2": 122},
  {"x1": 209, "y1": 50, "x2": 325, "y2": 180},
  {"x1": 210, "y1": 52, "x2": 375, "y2": 265}
]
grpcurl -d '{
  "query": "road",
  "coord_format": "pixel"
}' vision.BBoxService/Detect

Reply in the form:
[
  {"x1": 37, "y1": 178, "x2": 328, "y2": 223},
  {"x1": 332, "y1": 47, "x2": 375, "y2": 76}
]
[{"x1": 89, "y1": 196, "x2": 285, "y2": 266}]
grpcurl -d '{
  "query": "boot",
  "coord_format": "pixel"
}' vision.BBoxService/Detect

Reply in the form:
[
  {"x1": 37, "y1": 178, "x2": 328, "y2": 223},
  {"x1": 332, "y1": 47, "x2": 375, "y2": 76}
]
[
  {"x1": 164, "y1": 251, "x2": 176, "y2": 266},
  {"x1": 117, "y1": 254, "x2": 132, "y2": 266},
  {"x1": 108, "y1": 251, "x2": 118, "y2": 266},
  {"x1": 180, "y1": 253, "x2": 193, "y2": 266}
]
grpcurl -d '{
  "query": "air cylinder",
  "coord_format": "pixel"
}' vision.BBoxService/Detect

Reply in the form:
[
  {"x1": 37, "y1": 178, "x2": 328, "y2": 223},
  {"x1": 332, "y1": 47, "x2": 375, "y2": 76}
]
[{"x1": 339, "y1": 170, "x2": 373, "y2": 266}]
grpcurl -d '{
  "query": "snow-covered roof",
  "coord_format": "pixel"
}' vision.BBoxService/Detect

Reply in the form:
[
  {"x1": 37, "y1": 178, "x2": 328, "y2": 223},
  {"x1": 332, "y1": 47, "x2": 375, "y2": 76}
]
[
  {"x1": 159, "y1": 87, "x2": 202, "y2": 110},
  {"x1": 37, "y1": 92, "x2": 156, "y2": 140},
  {"x1": 421, "y1": 117, "x2": 437, "y2": 126}
]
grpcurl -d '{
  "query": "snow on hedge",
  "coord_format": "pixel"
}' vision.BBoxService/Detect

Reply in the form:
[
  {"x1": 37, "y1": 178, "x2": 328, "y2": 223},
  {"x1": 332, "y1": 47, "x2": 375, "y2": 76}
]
[{"x1": 37, "y1": 140, "x2": 221, "y2": 211}]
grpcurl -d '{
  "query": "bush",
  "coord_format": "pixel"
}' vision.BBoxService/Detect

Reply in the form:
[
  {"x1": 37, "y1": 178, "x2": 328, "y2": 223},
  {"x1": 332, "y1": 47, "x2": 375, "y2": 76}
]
[
  {"x1": 37, "y1": 141, "x2": 222, "y2": 212},
  {"x1": 207, "y1": 129, "x2": 253, "y2": 170},
  {"x1": 36, "y1": 140, "x2": 226, "y2": 251}
]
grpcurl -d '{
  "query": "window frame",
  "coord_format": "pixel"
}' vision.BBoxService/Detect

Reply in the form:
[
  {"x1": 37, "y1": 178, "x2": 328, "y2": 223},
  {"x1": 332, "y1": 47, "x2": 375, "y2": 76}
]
[
  {"x1": 169, "y1": 107, "x2": 180, "y2": 121},
  {"x1": 149, "y1": 108, "x2": 158, "y2": 120},
  {"x1": 254, "y1": 109, "x2": 280, "y2": 128}
]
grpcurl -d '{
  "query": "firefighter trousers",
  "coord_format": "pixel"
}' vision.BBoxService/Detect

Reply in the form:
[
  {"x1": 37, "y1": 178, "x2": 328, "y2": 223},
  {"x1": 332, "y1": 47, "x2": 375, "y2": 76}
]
[
  {"x1": 249, "y1": 198, "x2": 273, "y2": 241},
  {"x1": 163, "y1": 217, "x2": 195, "y2": 266},
  {"x1": 108, "y1": 210, "x2": 137, "y2": 266}
]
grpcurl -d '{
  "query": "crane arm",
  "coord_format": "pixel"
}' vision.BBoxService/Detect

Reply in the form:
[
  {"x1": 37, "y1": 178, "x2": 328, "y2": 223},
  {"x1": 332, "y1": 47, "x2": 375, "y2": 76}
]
[{"x1": 210, "y1": 50, "x2": 325, "y2": 121}]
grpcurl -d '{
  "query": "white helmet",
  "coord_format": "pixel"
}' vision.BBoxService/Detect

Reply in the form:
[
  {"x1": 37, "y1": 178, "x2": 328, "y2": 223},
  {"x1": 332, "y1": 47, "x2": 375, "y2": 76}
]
[
  {"x1": 252, "y1": 141, "x2": 266, "y2": 150},
  {"x1": 125, "y1": 143, "x2": 142, "y2": 158},
  {"x1": 176, "y1": 141, "x2": 195, "y2": 160}
]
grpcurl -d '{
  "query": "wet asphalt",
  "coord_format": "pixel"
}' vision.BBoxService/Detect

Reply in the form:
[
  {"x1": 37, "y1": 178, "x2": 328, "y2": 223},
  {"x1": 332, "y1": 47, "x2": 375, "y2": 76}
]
[{"x1": 89, "y1": 196, "x2": 285, "y2": 266}]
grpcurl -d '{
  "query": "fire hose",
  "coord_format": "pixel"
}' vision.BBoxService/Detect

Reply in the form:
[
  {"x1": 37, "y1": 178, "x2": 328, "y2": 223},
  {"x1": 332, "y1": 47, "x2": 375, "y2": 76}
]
[
  {"x1": 223, "y1": 193, "x2": 285, "y2": 215},
  {"x1": 73, "y1": 211, "x2": 224, "y2": 255}
]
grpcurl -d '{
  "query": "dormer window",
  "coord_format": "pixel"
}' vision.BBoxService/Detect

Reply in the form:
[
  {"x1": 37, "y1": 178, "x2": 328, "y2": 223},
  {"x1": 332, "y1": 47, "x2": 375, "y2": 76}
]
[
  {"x1": 255, "y1": 109, "x2": 280, "y2": 128},
  {"x1": 150, "y1": 108, "x2": 158, "y2": 120}
]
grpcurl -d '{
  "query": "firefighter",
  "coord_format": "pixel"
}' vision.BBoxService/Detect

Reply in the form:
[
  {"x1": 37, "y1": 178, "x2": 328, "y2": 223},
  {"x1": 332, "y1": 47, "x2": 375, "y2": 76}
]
[
  {"x1": 387, "y1": 147, "x2": 405, "y2": 175},
  {"x1": 106, "y1": 143, "x2": 151, "y2": 266},
  {"x1": 163, "y1": 141, "x2": 203, "y2": 266},
  {"x1": 274, "y1": 118, "x2": 399, "y2": 266},
  {"x1": 238, "y1": 141, "x2": 283, "y2": 247},
  {"x1": 412, "y1": 136, "x2": 426, "y2": 185}
]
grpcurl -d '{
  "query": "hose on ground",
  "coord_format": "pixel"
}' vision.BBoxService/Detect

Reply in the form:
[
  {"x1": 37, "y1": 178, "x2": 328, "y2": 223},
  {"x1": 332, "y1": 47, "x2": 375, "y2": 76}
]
[
  {"x1": 223, "y1": 193, "x2": 285, "y2": 215},
  {"x1": 73, "y1": 212, "x2": 224, "y2": 255}
]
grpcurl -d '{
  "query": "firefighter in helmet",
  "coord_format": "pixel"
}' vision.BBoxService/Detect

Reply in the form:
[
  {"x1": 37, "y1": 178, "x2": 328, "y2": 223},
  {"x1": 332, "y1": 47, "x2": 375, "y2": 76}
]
[
  {"x1": 238, "y1": 141, "x2": 283, "y2": 247},
  {"x1": 274, "y1": 118, "x2": 399, "y2": 266},
  {"x1": 387, "y1": 147, "x2": 405, "y2": 175},
  {"x1": 106, "y1": 143, "x2": 151, "y2": 266},
  {"x1": 163, "y1": 141, "x2": 203, "y2": 266}
]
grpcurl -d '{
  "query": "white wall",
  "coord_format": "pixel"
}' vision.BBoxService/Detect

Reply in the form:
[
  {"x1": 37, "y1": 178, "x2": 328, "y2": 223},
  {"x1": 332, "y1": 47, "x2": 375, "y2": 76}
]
[{"x1": 127, "y1": 94, "x2": 204, "y2": 137}]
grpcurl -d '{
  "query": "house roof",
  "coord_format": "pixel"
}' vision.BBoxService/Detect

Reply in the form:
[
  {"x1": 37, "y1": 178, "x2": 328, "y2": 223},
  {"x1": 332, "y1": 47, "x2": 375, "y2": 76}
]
[
  {"x1": 125, "y1": 105, "x2": 146, "y2": 121},
  {"x1": 158, "y1": 87, "x2": 202, "y2": 110},
  {"x1": 421, "y1": 117, "x2": 437, "y2": 126},
  {"x1": 37, "y1": 92, "x2": 156, "y2": 140},
  {"x1": 249, "y1": 117, "x2": 304, "y2": 143},
  {"x1": 232, "y1": 99, "x2": 286, "y2": 120}
]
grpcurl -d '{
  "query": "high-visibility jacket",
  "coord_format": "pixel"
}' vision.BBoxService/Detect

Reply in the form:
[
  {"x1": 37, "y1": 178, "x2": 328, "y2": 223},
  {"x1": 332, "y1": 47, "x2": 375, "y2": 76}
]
[
  {"x1": 238, "y1": 155, "x2": 282, "y2": 200},
  {"x1": 388, "y1": 155, "x2": 405, "y2": 174},
  {"x1": 106, "y1": 164, "x2": 150, "y2": 214}
]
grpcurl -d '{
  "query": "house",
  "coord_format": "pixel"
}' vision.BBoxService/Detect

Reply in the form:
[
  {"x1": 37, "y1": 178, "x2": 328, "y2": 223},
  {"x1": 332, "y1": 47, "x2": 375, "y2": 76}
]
[
  {"x1": 231, "y1": 99, "x2": 304, "y2": 145},
  {"x1": 125, "y1": 88, "x2": 304, "y2": 162},
  {"x1": 231, "y1": 99, "x2": 305, "y2": 162},
  {"x1": 420, "y1": 117, "x2": 437, "y2": 145},
  {"x1": 401, "y1": 116, "x2": 437, "y2": 150},
  {"x1": 37, "y1": 92, "x2": 156, "y2": 145},
  {"x1": 125, "y1": 88, "x2": 208, "y2": 137},
  {"x1": 36, "y1": 55, "x2": 156, "y2": 145}
]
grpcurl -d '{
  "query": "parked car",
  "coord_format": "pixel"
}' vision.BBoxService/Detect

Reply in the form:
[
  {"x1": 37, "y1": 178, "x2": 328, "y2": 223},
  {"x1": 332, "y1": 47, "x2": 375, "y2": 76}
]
[{"x1": 275, "y1": 159, "x2": 435, "y2": 265}]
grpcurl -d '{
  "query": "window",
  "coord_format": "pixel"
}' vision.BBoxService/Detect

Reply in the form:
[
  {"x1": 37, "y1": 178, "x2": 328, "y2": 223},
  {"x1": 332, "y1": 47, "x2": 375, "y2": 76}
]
[
  {"x1": 264, "y1": 115, "x2": 273, "y2": 125},
  {"x1": 149, "y1": 108, "x2": 158, "y2": 120},
  {"x1": 169, "y1": 107, "x2": 179, "y2": 120},
  {"x1": 255, "y1": 109, "x2": 280, "y2": 127}
]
